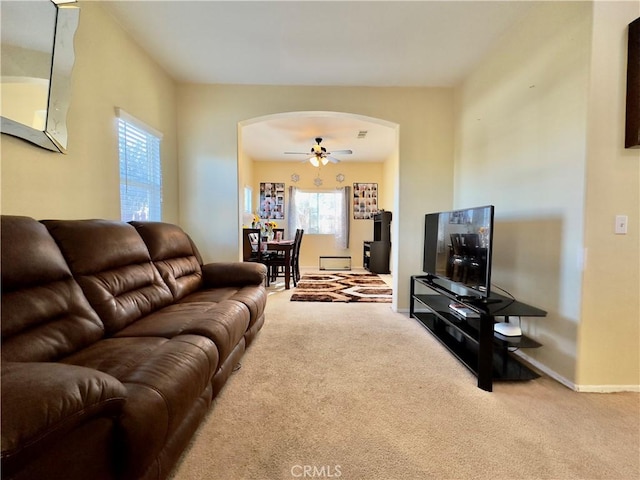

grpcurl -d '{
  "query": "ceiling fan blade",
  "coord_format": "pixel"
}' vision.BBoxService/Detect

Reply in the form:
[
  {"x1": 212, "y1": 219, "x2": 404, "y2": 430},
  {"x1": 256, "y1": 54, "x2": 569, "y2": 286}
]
[
  {"x1": 284, "y1": 152, "x2": 310, "y2": 155},
  {"x1": 327, "y1": 156, "x2": 341, "y2": 164},
  {"x1": 329, "y1": 149, "x2": 352, "y2": 154}
]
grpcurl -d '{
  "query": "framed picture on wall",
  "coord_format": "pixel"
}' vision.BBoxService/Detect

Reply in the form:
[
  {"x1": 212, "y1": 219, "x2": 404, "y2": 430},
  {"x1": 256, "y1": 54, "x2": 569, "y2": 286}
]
[
  {"x1": 259, "y1": 182, "x2": 285, "y2": 219},
  {"x1": 353, "y1": 183, "x2": 378, "y2": 219}
]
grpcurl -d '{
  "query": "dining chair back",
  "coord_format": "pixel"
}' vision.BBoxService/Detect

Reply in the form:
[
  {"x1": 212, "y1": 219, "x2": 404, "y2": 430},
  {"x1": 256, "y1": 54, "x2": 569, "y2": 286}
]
[
  {"x1": 242, "y1": 228, "x2": 262, "y2": 262},
  {"x1": 449, "y1": 233, "x2": 466, "y2": 281},
  {"x1": 273, "y1": 228, "x2": 285, "y2": 241},
  {"x1": 449, "y1": 232, "x2": 482, "y2": 283},
  {"x1": 291, "y1": 228, "x2": 304, "y2": 283}
]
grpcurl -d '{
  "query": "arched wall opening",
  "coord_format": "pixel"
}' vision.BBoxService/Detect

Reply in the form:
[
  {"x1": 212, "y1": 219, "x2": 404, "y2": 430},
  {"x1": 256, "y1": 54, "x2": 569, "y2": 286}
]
[{"x1": 238, "y1": 111, "x2": 400, "y2": 306}]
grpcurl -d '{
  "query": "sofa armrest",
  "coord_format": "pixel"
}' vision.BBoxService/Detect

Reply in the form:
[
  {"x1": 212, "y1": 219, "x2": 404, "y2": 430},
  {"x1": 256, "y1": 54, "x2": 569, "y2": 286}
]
[
  {"x1": 201, "y1": 262, "x2": 267, "y2": 288},
  {"x1": 1, "y1": 362, "x2": 127, "y2": 471}
]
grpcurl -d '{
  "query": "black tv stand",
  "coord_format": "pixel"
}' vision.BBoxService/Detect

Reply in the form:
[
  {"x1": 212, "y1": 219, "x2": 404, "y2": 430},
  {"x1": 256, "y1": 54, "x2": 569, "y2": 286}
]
[
  {"x1": 466, "y1": 296, "x2": 502, "y2": 306},
  {"x1": 410, "y1": 275, "x2": 546, "y2": 391},
  {"x1": 455, "y1": 294, "x2": 482, "y2": 303}
]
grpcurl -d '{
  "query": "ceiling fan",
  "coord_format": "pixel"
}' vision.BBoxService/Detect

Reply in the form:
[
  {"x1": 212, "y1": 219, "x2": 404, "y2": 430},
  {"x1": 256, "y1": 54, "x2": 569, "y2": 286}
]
[{"x1": 285, "y1": 137, "x2": 352, "y2": 167}]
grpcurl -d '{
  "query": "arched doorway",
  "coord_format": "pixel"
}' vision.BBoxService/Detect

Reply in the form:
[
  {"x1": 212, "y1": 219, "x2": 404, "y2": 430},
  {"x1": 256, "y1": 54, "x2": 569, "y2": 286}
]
[{"x1": 238, "y1": 111, "x2": 400, "y2": 307}]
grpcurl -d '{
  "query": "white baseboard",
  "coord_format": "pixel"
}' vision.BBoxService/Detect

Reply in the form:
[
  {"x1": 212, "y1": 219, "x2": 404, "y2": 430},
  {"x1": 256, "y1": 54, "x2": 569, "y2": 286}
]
[
  {"x1": 512, "y1": 350, "x2": 577, "y2": 390},
  {"x1": 514, "y1": 350, "x2": 640, "y2": 393},
  {"x1": 573, "y1": 384, "x2": 640, "y2": 393},
  {"x1": 402, "y1": 306, "x2": 640, "y2": 393}
]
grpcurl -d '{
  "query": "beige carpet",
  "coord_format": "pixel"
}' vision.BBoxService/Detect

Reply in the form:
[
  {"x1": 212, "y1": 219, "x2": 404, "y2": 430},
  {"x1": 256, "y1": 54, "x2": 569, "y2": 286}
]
[{"x1": 170, "y1": 280, "x2": 640, "y2": 480}]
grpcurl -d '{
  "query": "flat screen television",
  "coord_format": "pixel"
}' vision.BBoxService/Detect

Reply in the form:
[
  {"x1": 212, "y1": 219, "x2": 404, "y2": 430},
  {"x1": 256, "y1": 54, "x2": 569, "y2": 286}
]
[{"x1": 423, "y1": 205, "x2": 495, "y2": 300}]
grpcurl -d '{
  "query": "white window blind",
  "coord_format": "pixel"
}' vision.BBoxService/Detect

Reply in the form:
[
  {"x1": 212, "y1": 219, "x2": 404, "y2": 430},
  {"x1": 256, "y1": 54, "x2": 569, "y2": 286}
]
[{"x1": 117, "y1": 109, "x2": 163, "y2": 222}]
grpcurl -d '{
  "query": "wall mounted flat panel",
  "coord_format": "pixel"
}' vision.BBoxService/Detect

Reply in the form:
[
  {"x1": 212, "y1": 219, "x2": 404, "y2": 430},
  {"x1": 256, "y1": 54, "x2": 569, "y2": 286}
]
[{"x1": 626, "y1": 17, "x2": 640, "y2": 149}]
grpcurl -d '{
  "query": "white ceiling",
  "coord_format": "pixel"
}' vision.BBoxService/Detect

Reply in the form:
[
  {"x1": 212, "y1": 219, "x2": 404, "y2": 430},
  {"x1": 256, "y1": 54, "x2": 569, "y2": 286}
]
[
  {"x1": 241, "y1": 111, "x2": 398, "y2": 162},
  {"x1": 102, "y1": 0, "x2": 536, "y2": 162}
]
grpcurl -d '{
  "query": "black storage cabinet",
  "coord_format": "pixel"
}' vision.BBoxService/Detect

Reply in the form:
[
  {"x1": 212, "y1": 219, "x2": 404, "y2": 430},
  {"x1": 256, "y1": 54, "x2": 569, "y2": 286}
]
[{"x1": 363, "y1": 211, "x2": 391, "y2": 274}]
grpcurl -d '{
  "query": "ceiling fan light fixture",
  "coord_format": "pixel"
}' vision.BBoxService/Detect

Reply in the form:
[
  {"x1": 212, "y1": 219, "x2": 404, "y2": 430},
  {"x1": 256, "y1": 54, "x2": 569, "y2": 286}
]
[{"x1": 288, "y1": 137, "x2": 352, "y2": 167}]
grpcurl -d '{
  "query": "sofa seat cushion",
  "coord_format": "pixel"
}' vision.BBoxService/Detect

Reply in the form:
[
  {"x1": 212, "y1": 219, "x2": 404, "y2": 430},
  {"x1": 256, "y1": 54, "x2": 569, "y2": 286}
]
[
  {"x1": 113, "y1": 301, "x2": 249, "y2": 367},
  {"x1": 1, "y1": 216, "x2": 105, "y2": 363},
  {"x1": 178, "y1": 286, "x2": 265, "y2": 332},
  {"x1": 60, "y1": 335, "x2": 217, "y2": 477}
]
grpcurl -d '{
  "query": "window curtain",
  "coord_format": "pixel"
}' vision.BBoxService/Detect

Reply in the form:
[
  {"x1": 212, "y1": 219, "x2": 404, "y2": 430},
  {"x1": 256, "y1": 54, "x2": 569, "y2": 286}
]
[
  {"x1": 335, "y1": 186, "x2": 350, "y2": 249},
  {"x1": 287, "y1": 186, "x2": 298, "y2": 241}
]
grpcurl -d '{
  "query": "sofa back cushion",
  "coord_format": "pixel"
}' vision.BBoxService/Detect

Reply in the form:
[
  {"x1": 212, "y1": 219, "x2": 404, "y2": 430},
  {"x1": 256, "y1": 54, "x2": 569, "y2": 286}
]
[
  {"x1": 43, "y1": 219, "x2": 173, "y2": 334},
  {"x1": 1, "y1": 216, "x2": 105, "y2": 362},
  {"x1": 129, "y1": 221, "x2": 204, "y2": 301}
]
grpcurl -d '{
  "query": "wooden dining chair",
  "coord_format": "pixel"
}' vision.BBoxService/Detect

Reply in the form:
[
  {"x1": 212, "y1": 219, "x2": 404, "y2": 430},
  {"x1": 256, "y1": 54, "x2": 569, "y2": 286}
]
[
  {"x1": 291, "y1": 229, "x2": 304, "y2": 283},
  {"x1": 449, "y1": 233, "x2": 481, "y2": 283},
  {"x1": 264, "y1": 228, "x2": 303, "y2": 287},
  {"x1": 242, "y1": 228, "x2": 262, "y2": 262},
  {"x1": 449, "y1": 233, "x2": 466, "y2": 281}
]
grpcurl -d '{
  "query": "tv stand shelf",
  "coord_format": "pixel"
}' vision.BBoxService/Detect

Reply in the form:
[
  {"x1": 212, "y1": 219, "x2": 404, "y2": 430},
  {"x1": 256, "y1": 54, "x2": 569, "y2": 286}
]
[{"x1": 410, "y1": 275, "x2": 546, "y2": 391}]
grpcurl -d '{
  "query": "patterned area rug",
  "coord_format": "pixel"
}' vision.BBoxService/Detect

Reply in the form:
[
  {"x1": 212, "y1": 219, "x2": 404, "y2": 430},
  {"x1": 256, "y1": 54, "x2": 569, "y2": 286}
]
[{"x1": 290, "y1": 272, "x2": 392, "y2": 303}]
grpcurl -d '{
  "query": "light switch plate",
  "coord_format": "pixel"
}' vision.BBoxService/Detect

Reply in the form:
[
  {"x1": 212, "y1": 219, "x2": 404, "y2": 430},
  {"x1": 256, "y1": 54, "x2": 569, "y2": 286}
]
[{"x1": 615, "y1": 215, "x2": 628, "y2": 234}]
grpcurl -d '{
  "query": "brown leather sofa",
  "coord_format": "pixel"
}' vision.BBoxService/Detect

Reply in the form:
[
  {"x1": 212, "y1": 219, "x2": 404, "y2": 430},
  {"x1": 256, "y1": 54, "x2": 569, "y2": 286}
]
[{"x1": 1, "y1": 216, "x2": 267, "y2": 480}]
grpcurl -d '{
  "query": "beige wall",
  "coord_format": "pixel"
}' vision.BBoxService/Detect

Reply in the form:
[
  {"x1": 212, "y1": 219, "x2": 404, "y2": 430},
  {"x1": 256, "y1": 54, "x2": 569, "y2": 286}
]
[
  {"x1": 177, "y1": 84, "x2": 455, "y2": 310},
  {"x1": 251, "y1": 160, "x2": 387, "y2": 269},
  {"x1": 579, "y1": 1, "x2": 640, "y2": 388},
  {"x1": 454, "y1": 1, "x2": 639, "y2": 389},
  {"x1": 1, "y1": 1, "x2": 179, "y2": 222},
  {"x1": 237, "y1": 123, "x2": 254, "y2": 236}
]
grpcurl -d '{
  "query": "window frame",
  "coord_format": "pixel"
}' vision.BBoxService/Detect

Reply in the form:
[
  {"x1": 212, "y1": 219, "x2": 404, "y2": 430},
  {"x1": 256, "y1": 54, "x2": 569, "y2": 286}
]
[
  {"x1": 292, "y1": 188, "x2": 342, "y2": 235},
  {"x1": 116, "y1": 108, "x2": 163, "y2": 222}
]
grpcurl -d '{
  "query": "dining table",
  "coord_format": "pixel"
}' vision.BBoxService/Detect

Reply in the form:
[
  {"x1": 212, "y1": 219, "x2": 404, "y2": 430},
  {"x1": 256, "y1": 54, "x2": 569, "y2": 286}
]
[{"x1": 263, "y1": 239, "x2": 295, "y2": 289}]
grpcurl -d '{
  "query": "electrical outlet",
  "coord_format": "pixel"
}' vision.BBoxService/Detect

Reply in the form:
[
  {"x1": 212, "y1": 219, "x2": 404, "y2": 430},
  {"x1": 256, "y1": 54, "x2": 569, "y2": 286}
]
[{"x1": 615, "y1": 215, "x2": 628, "y2": 235}]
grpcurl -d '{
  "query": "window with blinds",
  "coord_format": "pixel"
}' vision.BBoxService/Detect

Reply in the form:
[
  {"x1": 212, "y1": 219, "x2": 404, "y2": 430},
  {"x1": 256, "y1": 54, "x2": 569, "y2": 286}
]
[{"x1": 117, "y1": 109, "x2": 163, "y2": 222}]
